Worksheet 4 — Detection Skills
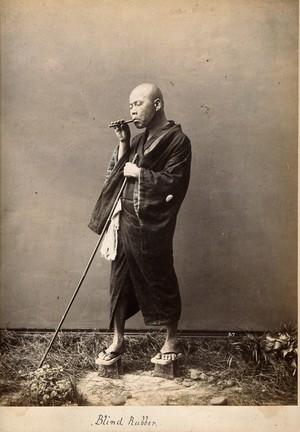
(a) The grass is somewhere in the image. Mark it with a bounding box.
[0,326,297,406]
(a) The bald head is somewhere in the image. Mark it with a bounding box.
[130,83,164,107]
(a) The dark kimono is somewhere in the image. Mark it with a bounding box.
[89,122,191,327]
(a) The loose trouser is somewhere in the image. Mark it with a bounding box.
[109,198,181,328]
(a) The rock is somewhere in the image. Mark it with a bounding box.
[210,396,228,406]
[190,369,208,380]
[182,380,194,387]
[141,371,153,376]
[190,369,201,380]
[225,379,235,388]
[42,394,50,403]
[233,387,243,393]
[122,391,132,399]
[111,395,126,406]
[175,378,183,383]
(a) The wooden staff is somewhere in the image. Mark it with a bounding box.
[38,153,137,368]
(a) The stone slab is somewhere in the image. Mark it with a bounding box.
[77,372,210,406]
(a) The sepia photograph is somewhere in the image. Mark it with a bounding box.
[0,0,298,431]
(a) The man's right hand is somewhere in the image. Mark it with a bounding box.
[110,120,131,146]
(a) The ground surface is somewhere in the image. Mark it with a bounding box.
[78,370,238,406]
[0,329,297,406]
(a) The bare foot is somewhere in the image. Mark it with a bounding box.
[159,338,182,362]
[98,339,125,359]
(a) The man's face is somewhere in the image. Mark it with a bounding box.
[129,87,156,129]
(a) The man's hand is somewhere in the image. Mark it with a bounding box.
[124,162,141,178]
[110,119,131,146]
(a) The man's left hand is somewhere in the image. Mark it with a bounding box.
[124,162,141,178]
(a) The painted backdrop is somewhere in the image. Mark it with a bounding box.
[1,0,298,330]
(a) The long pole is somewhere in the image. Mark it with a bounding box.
[38,155,136,368]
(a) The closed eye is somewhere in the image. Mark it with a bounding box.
[129,101,143,109]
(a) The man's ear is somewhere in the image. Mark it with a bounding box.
[154,98,162,111]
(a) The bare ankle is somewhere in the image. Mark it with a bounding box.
[112,336,125,346]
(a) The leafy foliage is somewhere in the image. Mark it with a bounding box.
[264,325,297,376]
[24,364,74,406]
[227,324,297,377]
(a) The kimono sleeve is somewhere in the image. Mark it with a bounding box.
[105,146,119,183]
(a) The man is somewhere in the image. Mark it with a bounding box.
[89,83,191,366]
